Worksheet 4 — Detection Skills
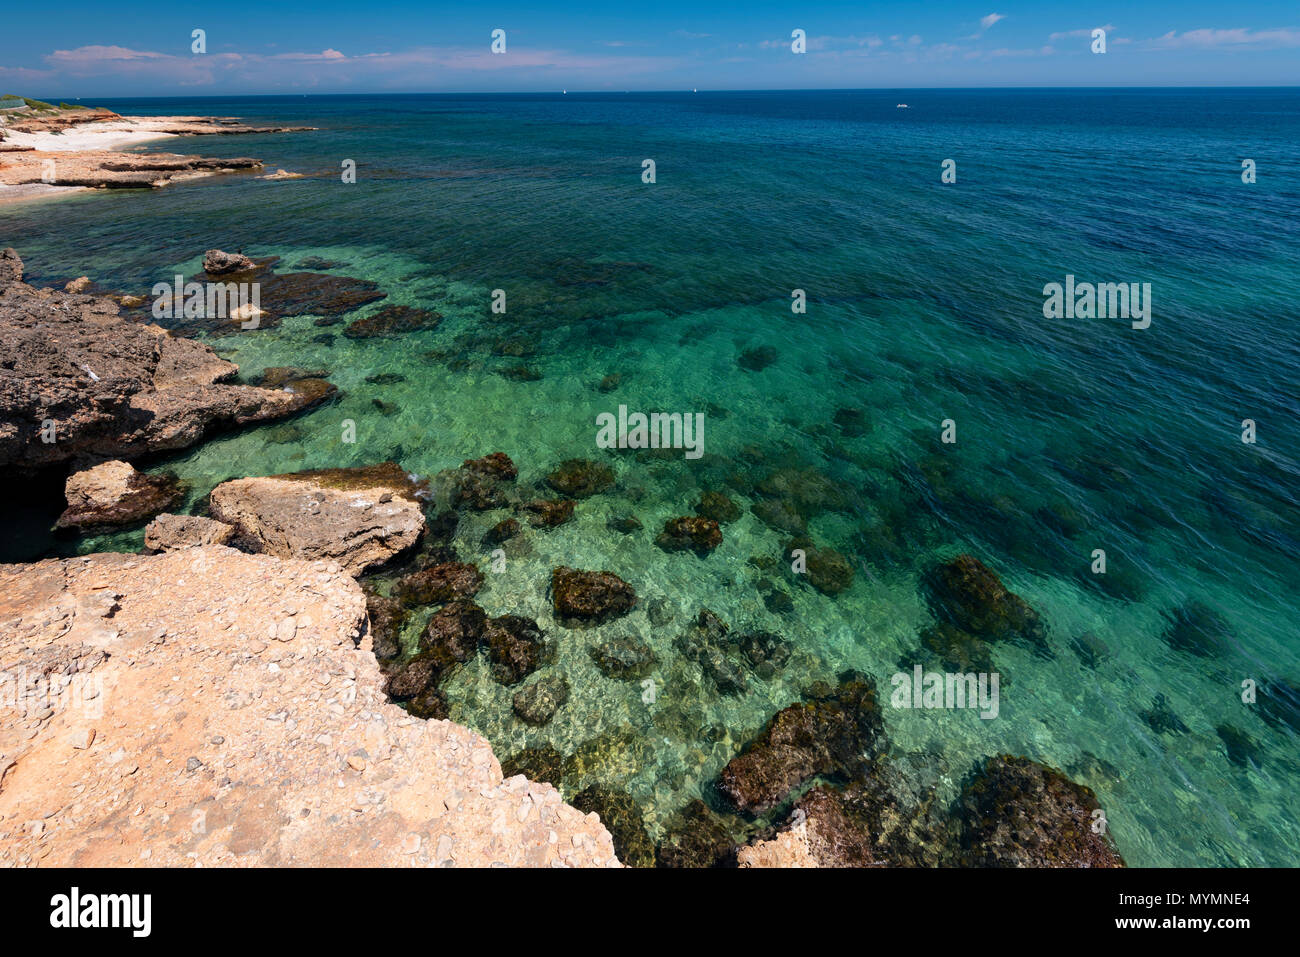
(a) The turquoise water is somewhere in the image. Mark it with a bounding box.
[4,90,1299,865]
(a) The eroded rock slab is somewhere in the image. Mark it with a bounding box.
[0,547,619,867]
[208,463,427,576]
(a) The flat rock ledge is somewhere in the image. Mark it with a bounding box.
[0,547,620,867]
[208,464,428,577]
[0,249,333,469]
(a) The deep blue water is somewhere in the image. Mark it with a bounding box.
[4,89,1299,865]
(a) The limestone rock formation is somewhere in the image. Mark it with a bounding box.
[208,463,427,576]
[0,547,620,867]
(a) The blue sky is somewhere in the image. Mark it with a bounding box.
[3,1,1297,96]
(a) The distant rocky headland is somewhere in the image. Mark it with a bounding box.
[0,99,313,203]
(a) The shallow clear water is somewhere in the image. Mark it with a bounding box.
[4,89,1299,864]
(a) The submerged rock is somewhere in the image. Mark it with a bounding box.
[208,462,427,576]
[695,490,742,523]
[483,614,550,685]
[551,566,637,623]
[736,630,791,679]
[512,674,570,725]
[571,786,656,868]
[56,460,183,530]
[656,516,722,556]
[789,539,855,595]
[343,304,441,339]
[392,561,484,606]
[589,636,658,680]
[545,458,615,498]
[924,554,1047,650]
[607,514,643,534]
[482,517,521,546]
[1257,678,1300,735]
[501,745,567,788]
[1162,601,1231,658]
[717,673,884,814]
[958,755,1125,867]
[737,345,779,372]
[656,799,737,868]
[520,498,576,528]
[1140,694,1189,736]
[1216,724,1261,768]
[674,609,748,696]
[919,622,994,673]
[751,498,806,535]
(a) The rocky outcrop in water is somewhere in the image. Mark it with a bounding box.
[551,567,637,623]
[717,673,884,814]
[957,755,1125,867]
[208,463,427,576]
[392,561,484,606]
[0,250,334,469]
[55,459,182,530]
[655,516,722,555]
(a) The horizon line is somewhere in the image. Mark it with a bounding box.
[35,84,1300,100]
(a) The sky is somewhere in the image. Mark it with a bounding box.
[2,1,1297,97]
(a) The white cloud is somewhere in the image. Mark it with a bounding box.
[1048,24,1114,41]
[1148,27,1300,49]
[980,13,1006,31]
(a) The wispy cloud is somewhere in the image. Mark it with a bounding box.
[980,14,1006,31]
[1147,27,1300,49]
[1049,24,1115,41]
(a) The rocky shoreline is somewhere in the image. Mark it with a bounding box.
[0,247,1129,868]
[0,106,313,201]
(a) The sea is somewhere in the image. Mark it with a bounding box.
[3,88,1298,865]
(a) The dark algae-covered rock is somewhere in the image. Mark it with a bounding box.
[655,516,722,555]
[656,799,738,868]
[717,672,884,814]
[520,498,576,528]
[501,745,566,788]
[343,304,441,339]
[512,673,570,725]
[483,614,549,685]
[392,562,484,606]
[419,599,487,664]
[589,636,658,680]
[571,786,656,868]
[545,458,615,498]
[551,566,637,623]
[924,554,1047,650]
[362,584,409,665]
[1162,601,1232,658]
[958,755,1125,867]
